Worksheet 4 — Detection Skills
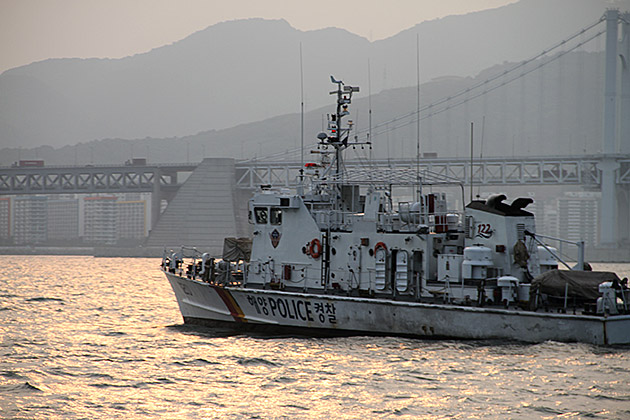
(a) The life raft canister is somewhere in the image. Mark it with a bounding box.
[309,238,322,259]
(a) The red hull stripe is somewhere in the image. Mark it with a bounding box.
[215,287,247,323]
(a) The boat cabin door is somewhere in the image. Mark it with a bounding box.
[392,249,423,297]
[374,246,388,292]
[394,250,410,293]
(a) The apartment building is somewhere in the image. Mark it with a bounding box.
[13,196,48,245]
[83,196,117,245]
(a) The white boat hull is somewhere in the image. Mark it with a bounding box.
[165,272,630,345]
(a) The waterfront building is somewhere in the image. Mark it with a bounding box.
[556,192,600,247]
[83,196,117,245]
[0,197,10,242]
[48,198,80,242]
[117,199,147,242]
[13,196,48,245]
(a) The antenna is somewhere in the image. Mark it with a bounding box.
[470,122,474,203]
[316,76,364,180]
[476,115,485,198]
[416,33,421,200]
[368,58,373,161]
[299,43,305,192]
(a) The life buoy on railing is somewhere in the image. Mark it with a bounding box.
[374,242,388,254]
[309,238,322,259]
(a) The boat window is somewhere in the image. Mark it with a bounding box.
[254,207,268,224]
[270,208,282,225]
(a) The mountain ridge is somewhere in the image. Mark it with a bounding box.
[0,0,626,149]
[0,50,606,167]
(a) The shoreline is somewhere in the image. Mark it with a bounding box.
[0,246,628,262]
[0,246,164,258]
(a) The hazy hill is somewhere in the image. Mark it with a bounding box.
[0,49,606,166]
[0,0,625,150]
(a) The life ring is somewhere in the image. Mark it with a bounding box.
[374,242,387,254]
[309,238,322,259]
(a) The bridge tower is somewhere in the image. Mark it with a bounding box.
[618,11,630,246]
[599,9,629,247]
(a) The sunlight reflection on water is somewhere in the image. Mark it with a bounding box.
[0,256,629,419]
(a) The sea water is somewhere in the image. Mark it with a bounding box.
[1,256,629,419]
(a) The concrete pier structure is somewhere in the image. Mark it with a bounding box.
[146,158,250,256]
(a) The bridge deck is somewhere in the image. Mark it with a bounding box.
[1,156,629,195]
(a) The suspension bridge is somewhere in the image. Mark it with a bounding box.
[0,9,628,251]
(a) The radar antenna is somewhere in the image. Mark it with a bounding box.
[316,76,369,179]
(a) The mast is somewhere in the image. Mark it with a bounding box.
[470,122,474,203]
[299,43,305,194]
[416,33,421,201]
[315,76,371,215]
[476,115,486,199]
[368,59,373,162]
[318,76,360,179]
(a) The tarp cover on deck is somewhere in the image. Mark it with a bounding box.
[222,237,252,261]
[531,269,621,300]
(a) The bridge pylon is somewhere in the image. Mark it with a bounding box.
[599,9,628,247]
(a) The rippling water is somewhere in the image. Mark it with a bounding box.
[1,256,629,419]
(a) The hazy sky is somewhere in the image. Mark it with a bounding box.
[0,0,517,74]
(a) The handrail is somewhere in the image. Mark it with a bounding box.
[525,230,585,271]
